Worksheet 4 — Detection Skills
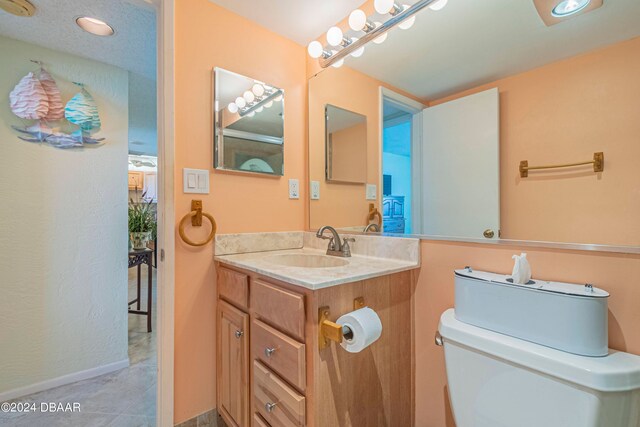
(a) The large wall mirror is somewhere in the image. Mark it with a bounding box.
[308,0,640,248]
[214,67,284,175]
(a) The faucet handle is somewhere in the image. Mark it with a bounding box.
[342,237,355,257]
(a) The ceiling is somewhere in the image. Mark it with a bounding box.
[0,0,156,79]
[207,0,365,46]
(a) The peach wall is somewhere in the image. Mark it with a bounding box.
[309,66,424,230]
[413,241,640,426]
[429,36,640,246]
[174,0,306,423]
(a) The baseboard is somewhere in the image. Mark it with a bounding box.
[0,358,130,403]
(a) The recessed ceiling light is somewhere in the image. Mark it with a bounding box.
[76,16,114,36]
[551,0,591,17]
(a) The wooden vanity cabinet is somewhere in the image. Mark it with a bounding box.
[216,264,414,427]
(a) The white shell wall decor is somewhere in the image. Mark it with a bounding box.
[9,72,49,120]
[8,62,105,149]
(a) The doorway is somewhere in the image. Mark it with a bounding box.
[380,88,424,235]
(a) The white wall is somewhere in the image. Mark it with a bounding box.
[0,36,129,397]
[128,72,157,156]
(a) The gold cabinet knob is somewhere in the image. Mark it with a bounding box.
[483,229,495,239]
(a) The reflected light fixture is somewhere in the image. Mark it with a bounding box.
[350,38,365,58]
[372,23,387,44]
[243,90,255,103]
[235,97,246,109]
[252,83,265,97]
[227,103,238,114]
[429,0,448,11]
[76,16,114,36]
[551,0,591,16]
[398,5,416,29]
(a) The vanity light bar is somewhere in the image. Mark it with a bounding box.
[238,89,283,117]
[315,0,442,69]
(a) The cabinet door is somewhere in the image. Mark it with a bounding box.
[218,300,250,427]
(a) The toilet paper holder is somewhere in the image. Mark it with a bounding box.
[319,297,365,350]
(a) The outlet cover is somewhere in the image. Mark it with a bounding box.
[183,168,209,194]
[310,181,320,200]
[366,184,377,200]
[289,179,300,199]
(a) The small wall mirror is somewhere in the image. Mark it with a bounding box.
[214,67,284,175]
[325,104,367,183]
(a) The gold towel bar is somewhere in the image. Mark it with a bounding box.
[520,152,604,178]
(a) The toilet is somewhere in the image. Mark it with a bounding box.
[438,269,640,427]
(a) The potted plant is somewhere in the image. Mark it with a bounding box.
[128,192,156,250]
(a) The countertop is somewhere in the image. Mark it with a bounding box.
[215,247,420,290]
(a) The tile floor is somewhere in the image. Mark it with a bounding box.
[0,268,157,427]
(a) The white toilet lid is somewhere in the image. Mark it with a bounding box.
[439,308,640,392]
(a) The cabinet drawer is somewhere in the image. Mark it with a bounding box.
[219,267,249,309]
[252,319,306,392]
[250,280,305,341]
[254,361,305,427]
[254,413,270,427]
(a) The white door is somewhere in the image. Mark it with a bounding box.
[421,88,500,239]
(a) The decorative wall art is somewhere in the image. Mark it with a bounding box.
[9,60,105,148]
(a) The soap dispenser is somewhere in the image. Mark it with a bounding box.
[511,253,532,284]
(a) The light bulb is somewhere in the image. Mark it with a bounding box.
[429,0,448,11]
[256,106,264,113]
[375,0,395,14]
[227,103,238,114]
[247,111,255,117]
[330,51,344,68]
[243,90,255,103]
[350,38,365,58]
[307,40,324,58]
[372,23,387,44]
[235,97,246,109]
[265,100,273,108]
[274,94,283,102]
[349,9,367,31]
[398,5,415,29]
[252,83,265,97]
[326,26,343,47]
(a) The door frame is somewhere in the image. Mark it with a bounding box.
[379,87,424,233]
[156,0,175,426]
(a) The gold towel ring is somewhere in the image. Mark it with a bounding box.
[179,201,217,247]
[367,203,382,227]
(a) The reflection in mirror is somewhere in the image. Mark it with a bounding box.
[308,0,640,247]
[214,67,284,175]
[325,105,367,183]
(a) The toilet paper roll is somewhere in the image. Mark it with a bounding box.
[336,307,383,353]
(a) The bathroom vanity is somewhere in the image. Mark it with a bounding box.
[214,232,420,427]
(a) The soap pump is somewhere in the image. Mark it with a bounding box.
[511,253,532,284]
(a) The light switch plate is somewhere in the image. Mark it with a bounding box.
[289,179,300,199]
[366,184,377,200]
[310,181,320,200]
[183,168,209,194]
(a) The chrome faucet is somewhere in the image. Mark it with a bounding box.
[316,226,355,257]
[364,223,380,233]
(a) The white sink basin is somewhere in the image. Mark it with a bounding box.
[265,254,349,268]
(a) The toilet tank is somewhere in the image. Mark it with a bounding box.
[454,268,609,356]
